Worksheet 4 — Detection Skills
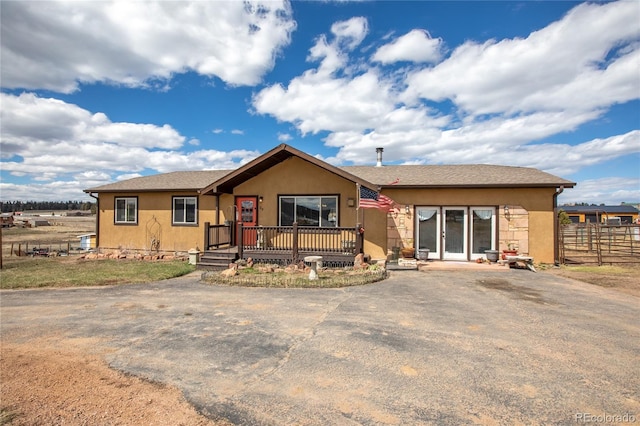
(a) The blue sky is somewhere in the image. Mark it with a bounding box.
[1,0,639,205]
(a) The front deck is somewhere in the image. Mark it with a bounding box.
[199,222,364,270]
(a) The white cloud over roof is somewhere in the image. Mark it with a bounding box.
[0,0,296,92]
[0,93,260,197]
[252,1,640,177]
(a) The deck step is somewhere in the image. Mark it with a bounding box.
[197,250,238,271]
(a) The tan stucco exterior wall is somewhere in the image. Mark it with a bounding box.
[97,191,217,253]
[377,187,558,263]
[218,156,361,228]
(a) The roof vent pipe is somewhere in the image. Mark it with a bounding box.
[376,147,384,167]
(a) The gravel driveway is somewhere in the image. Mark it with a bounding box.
[1,269,638,425]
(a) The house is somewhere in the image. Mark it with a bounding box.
[559,205,639,225]
[84,144,575,266]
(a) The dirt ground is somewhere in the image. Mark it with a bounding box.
[1,216,638,425]
[544,263,640,297]
[1,337,223,425]
[1,214,95,258]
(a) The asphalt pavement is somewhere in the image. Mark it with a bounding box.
[1,269,638,425]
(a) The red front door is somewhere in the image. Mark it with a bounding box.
[236,196,258,245]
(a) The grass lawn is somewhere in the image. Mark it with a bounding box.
[0,257,196,289]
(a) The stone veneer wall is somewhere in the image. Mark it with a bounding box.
[387,207,413,256]
[499,205,529,255]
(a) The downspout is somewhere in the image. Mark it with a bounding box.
[88,192,100,248]
[553,186,564,265]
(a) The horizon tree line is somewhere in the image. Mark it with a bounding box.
[0,201,95,213]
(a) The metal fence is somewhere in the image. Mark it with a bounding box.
[559,223,640,265]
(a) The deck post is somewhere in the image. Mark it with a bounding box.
[237,222,243,260]
[356,223,364,254]
[292,222,299,263]
[204,222,210,251]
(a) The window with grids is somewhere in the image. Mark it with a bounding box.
[173,196,198,225]
[279,196,338,227]
[115,197,137,224]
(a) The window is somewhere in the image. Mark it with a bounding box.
[173,196,198,225]
[279,196,338,227]
[115,197,137,224]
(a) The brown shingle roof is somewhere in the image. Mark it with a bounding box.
[84,149,575,193]
[341,165,575,188]
[84,170,232,193]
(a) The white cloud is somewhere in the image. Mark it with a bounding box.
[0,1,296,92]
[330,17,368,50]
[1,93,184,150]
[558,177,640,206]
[372,30,442,64]
[254,70,408,135]
[253,1,640,183]
[0,93,262,199]
[116,173,143,182]
[402,1,640,116]
[0,181,95,202]
[278,133,293,142]
[231,129,245,135]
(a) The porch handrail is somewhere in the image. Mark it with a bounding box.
[204,222,232,250]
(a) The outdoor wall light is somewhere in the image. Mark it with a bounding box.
[405,205,411,214]
[259,196,263,203]
[504,205,510,220]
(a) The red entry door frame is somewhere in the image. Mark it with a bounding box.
[235,196,258,245]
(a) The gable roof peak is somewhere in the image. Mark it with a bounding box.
[201,143,375,194]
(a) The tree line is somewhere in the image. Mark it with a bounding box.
[0,201,95,213]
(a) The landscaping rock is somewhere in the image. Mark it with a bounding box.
[220,268,238,278]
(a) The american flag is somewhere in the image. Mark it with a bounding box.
[359,186,396,211]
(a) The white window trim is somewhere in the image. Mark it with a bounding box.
[115,197,137,224]
[172,196,198,225]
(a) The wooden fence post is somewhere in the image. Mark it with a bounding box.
[355,223,364,254]
[594,224,602,266]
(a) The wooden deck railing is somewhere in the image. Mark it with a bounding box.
[204,221,364,264]
[238,222,363,263]
[204,222,232,250]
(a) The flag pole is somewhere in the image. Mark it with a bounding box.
[356,183,364,250]
[355,183,361,225]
